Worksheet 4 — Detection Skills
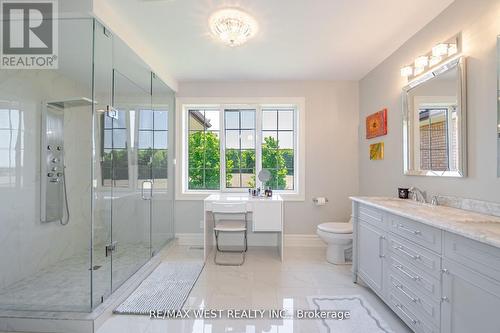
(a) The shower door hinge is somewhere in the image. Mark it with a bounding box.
[105,241,117,257]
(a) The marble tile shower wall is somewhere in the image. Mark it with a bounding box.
[0,70,92,291]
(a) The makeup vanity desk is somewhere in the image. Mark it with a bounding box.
[203,193,284,261]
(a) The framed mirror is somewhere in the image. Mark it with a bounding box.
[402,56,467,177]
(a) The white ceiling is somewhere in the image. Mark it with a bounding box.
[104,0,454,82]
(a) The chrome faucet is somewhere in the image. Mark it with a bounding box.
[409,186,426,203]
[430,195,439,206]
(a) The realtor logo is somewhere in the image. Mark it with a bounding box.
[1,0,58,69]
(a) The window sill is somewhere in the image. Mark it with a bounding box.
[175,190,305,201]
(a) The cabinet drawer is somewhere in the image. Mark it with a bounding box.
[389,293,439,333]
[389,254,441,300]
[389,273,440,327]
[444,232,500,281]
[388,214,442,253]
[358,204,385,228]
[389,234,441,279]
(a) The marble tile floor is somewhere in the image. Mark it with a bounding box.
[0,243,152,312]
[96,245,411,333]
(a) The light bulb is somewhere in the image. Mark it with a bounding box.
[414,56,429,68]
[432,43,448,57]
[400,66,413,77]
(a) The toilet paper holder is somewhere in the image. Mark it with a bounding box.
[313,197,329,205]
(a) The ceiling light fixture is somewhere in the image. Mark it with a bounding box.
[209,8,258,47]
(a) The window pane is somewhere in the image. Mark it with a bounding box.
[154,131,168,149]
[278,131,293,149]
[278,110,294,130]
[103,129,112,149]
[113,129,127,149]
[203,132,220,169]
[138,131,153,149]
[226,169,241,188]
[241,130,255,149]
[240,150,255,169]
[241,169,255,188]
[225,130,239,149]
[241,110,255,129]
[285,169,294,190]
[139,110,153,130]
[104,114,113,128]
[262,148,278,169]
[188,130,205,167]
[153,111,167,130]
[114,110,127,128]
[262,131,278,144]
[204,110,220,130]
[225,111,239,130]
[189,110,205,131]
[262,110,277,130]
[188,168,204,189]
[226,149,240,169]
[282,149,294,169]
[204,169,220,189]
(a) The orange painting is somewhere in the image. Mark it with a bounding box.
[366,108,388,139]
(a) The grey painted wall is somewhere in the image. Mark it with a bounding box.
[359,0,500,202]
[175,81,359,234]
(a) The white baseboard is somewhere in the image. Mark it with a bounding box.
[284,234,326,248]
[176,233,325,248]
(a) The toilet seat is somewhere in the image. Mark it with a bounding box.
[318,222,352,234]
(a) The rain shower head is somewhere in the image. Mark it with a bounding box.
[47,97,94,109]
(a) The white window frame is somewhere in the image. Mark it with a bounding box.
[175,97,306,201]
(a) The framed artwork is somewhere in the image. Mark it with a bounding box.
[370,142,384,160]
[366,108,388,139]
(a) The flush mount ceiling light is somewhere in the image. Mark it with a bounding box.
[209,8,258,47]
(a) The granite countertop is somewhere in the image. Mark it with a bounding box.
[350,196,500,248]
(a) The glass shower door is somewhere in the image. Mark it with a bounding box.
[110,69,152,292]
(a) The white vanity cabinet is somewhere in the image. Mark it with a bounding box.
[441,232,500,333]
[358,220,385,293]
[356,205,387,294]
[351,198,500,333]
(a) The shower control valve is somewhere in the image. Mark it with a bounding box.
[57,172,63,177]
[47,145,53,150]
[47,172,54,177]
[56,146,62,151]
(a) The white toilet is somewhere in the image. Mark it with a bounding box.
[317,218,353,264]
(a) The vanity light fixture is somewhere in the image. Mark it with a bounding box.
[414,66,425,76]
[400,35,461,80]
[448,43,458,56]
[400,66,413,77]
[209,8,258,47]
[432,43,449,57]
[414,56,429,68]
[429,55,442,67]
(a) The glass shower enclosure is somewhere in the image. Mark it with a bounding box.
[0,18,175,312]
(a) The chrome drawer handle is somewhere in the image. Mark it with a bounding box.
[395,284,418,303]
[378,235,385,258]
[394,303,419,325]
[398,223,421,235]
[394,245,421,260]
[395,264,421,281]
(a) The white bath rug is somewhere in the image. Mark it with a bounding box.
[114,261,204,315]
[307,295,394,333]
